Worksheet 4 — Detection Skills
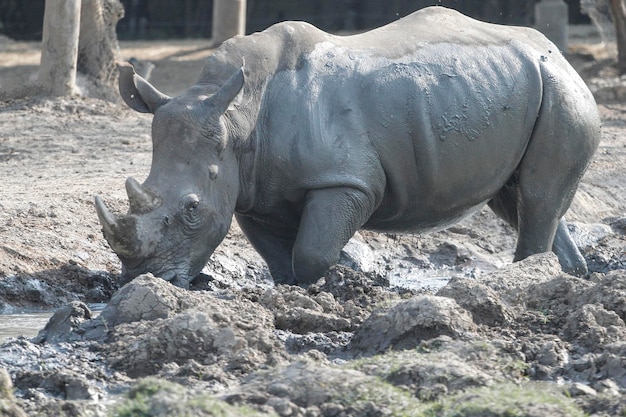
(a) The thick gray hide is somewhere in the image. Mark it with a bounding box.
[96,7,601,287]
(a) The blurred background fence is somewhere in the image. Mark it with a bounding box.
[0,0,591,41]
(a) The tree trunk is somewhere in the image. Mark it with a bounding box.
[611,0,626,75]
[38,0,81,96]
[77,0,124,85]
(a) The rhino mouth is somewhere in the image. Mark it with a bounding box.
[119,264,195,288]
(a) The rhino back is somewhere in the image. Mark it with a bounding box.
[200,6,555,84]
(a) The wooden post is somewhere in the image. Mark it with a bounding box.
[38,0,81,96]
[535,0,569,52]
[212,0,246,46]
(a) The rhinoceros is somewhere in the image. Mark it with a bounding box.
[95,6,600,288]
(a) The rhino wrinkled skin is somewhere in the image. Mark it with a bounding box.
[95,7,601,288]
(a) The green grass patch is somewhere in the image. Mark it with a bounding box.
[420,382,587,417]
[111,377,275,417]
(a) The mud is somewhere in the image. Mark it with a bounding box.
[0,31,625,416]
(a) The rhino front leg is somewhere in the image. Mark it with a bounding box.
[292,187,377,285]
[235,214,298,285]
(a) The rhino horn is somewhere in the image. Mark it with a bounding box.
[125,177,161,214]
[207,66,245,114]
[117,61,170,114]
[95,196,118,239]
[95,196,139,258]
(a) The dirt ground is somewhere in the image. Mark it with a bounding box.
[0,26,625,416]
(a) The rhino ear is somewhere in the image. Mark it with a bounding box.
[208,66,245,115]
[118,61,170,114]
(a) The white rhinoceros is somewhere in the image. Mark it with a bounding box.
[96,6,600,287]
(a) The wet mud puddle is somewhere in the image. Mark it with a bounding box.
[0,304,106,341]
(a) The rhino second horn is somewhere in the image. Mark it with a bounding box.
[126,177,161,213]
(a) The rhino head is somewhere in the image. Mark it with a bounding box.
[95,62,245,288]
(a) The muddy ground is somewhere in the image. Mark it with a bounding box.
[0,27,625,416]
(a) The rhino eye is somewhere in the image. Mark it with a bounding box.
[181,194,201,218]
[163,215,170,226]
[187,201,199,212]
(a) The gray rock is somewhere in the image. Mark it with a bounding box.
[349,295,476,356]
[105,295,286,378]
[98,273,206,327]
[260,287,352,333]
[32,301,92,344]
[563,304,626,350]
[437,278,515,326]
[225,359,423,415]
[577,270,626,321]
[476,252,563,306]
[566,382,598,397]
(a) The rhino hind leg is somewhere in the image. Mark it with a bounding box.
[489,186,587,276]
[490,74,599,277]
[487,179,559,266]
[552,220,587,276]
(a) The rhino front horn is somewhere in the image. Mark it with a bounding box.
[95,195,118,239]
[126,177,161,214]
[94,196,141,258]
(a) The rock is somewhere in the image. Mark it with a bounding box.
[577,270,626,321]
[98,273,206,327]
[567,382,598,397]
[563,304,626,350]
[476,252,563,306]
[349,295,476,356]
[437,277,515,326]
[339,235,375,273]
[32,301,93,344]
[105,295,286,378]
[225,359,423,416]
[260,287,352,333]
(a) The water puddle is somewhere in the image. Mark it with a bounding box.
[388,270,453,292]
[0,303,106,342]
